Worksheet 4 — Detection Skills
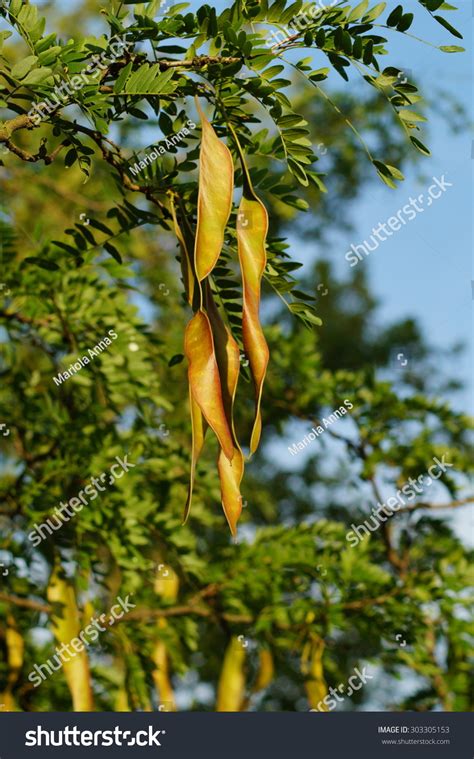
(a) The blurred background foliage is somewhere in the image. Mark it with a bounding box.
[0,0,472,712]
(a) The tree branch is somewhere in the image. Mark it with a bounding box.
[0,114,36,140]
[342,587,404,610]
[148,55,241,69]
[0,136,68,164]
[396,497,473,515]
[0,591,51,614]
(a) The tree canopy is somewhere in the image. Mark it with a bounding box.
[0,0,472,713]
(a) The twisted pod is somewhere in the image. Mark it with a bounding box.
[172,99,269,535]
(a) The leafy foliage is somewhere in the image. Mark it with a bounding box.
[0,0,471,713]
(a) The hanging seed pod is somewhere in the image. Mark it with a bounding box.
[216,636,247,711]
[206,284,244,535]
[151,566,178,712]
[230,124,269,454]
[47,562,94,711]
[301,635,328,711]
[193,97,234,286]
[184,310,234,462]
[178,102,270,533]
[0,617,24,711]
[182,101,243,531]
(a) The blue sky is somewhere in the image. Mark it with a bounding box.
[326,1,473,412]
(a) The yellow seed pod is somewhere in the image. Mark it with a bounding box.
[47,563,94,711]
[216,636,247,712]
[301,636,328,711]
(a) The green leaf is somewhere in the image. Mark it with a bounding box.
[277,114,306,126]
[363,40,374,64]
[384,164,404,181]
[10,0,23,15]
[374,72,396,87]
[348,0,369,22]
[34,32,57,54]
[410,135,431,155]
[398,109,427,122]
[439,45,464,52]
[288,158,309,186]
[149,68,176,94]
[352,37,363,58]
[280,1,304,25]
[23,256,60,271]
[11,55,38,80]
[386,4,403,26]
[301,309,322,327]
[64,149,78,168]
[315,29,326,48]
[128,107,148,120]
[104,242,123,264]
[397,12,413,31]
[362,3,386,22]
[21,67,53,85]
[38,46,62,66]
[169,353,185,367]
[342,31,352,55]
[87,218,113,235]
[433,15,463,39]
[372,160,404,181]
[114,62,133,93]
[268,0,288,22]
[156,45,188,54]
[309,67,329,81]
[261,65,285,80]
[126,63,152,94]
[376,170,396,189]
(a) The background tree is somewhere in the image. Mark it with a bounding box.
[0,0,472,712]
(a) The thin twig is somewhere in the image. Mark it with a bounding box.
[0,592,51,614]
